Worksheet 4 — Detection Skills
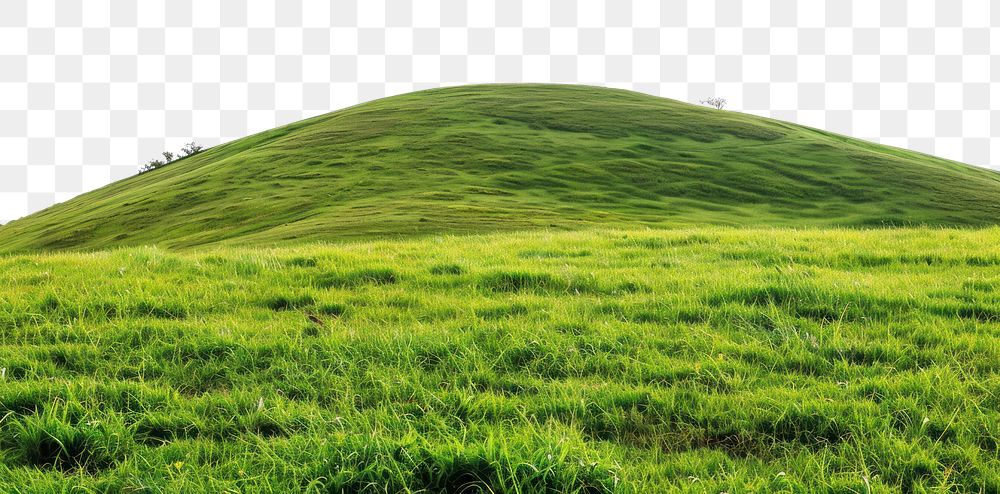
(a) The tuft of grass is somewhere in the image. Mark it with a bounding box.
[314,268,399,288]
[4,409,131,472]
[617,237,669,249]
[518,249,591,259]
[479,271,565,293]
[479,270,602,294]
[261,294,315,311]
[316,303,348,317]
[429,263,464,275]
[475,303,530,319]
[283,256,318,267]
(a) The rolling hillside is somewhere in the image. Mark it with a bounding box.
[2,84,1000,251]
[4,85,1000,491]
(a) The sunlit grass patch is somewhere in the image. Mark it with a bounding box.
[2,227,1000,491]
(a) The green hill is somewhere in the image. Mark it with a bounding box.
[2,83,1000,251]
[5,84,1000,491]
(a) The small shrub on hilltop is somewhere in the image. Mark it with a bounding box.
[138,141,204,174]
[700,96,727,110]
[180,141,204,157]
[138,159,165,174]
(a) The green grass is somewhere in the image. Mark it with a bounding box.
[4,84,1000,491]
[3,227,1000,491]
[3,84,1000,251]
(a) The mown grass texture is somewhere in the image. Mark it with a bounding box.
[3,227,1000,492]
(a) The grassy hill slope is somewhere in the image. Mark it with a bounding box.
[2,84,1000,251]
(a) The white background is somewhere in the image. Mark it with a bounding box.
[0,0,996,224]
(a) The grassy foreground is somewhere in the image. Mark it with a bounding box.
[2,227,1000,492]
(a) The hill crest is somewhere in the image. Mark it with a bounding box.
[2,84,999,251]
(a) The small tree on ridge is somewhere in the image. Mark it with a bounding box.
[181,142,203,157]
[139,159,165,173]
[137,141,205,174]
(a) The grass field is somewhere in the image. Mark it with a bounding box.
[3,227,1000,492]
[3,84,1000,251]
[4,84,1000,492]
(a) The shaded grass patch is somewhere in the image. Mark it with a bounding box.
[478,271,599,294]
[4,412,131,472]
[429,263,464,275]
[315,268,399,288]
[261,294,316,311]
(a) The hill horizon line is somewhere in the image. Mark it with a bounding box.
[2,83,1000,252]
